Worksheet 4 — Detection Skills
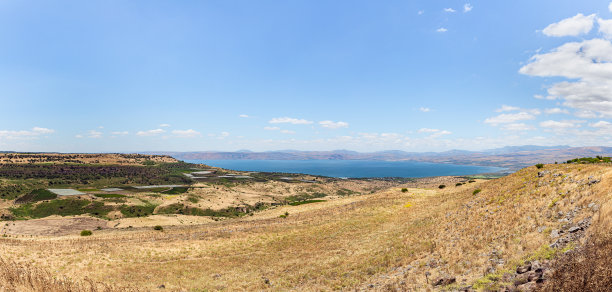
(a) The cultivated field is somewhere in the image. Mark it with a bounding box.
[0,163,610,291]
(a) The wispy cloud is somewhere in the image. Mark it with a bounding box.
[484,112,537,125]
[269,117,313,125]
[239,114,249,118]
[444,8,456,13]
[419,107,431,112]
[463,3,473,13]
[87,130,102,138]
[136,129,165,136]
[437,27,448,33]
[159,124,171,128]
[319,120,349,129]
[111,131,129,135]
[0,127,55,140]
[172,129,201,138]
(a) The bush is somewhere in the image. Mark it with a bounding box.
[153,225,163,231]
[438,185,446,189]
[535,163,544,169]
[80,230,92,236]
[455,183,463,187]
[401,188,408,193]
[473,189,481,195]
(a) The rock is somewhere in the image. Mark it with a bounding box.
[516,263,531,274]
[550,229,561,238]
[527,270,542,282]
[537,171,549,178]
[516,282,537,292]
[433,276,456,286]
[513,273,529,286]
[568,226,582,233]
[157,284,165,289]
[502,272,515,282]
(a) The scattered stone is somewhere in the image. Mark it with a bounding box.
[432,276,456,286]
[537,171,549,178]
[157,284,165,289]
[513,273,529,286]
[516,263,531,274]
[568,226,582,233]
[516,282,537,292]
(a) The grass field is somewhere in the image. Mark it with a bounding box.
[0,163,610,291]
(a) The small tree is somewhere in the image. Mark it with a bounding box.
[80,230,92,236]
[153,225,163,231]
[438,185,446,189]
[535,163,544,169]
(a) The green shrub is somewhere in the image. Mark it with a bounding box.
[80,230,92,236]
[438,185,446,189]
[455,183,463,187]
[401,188,408,193]
[153,225,163,231]
[535,163,544,169]
[473,189,481,195]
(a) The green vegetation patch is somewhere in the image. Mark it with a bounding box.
[567,156,612,164]
[11,199,113,219]
[336,188,358,196]
[120,204,157,218]
[288,199,325,206]
[15,189,57,204]
[286,192,327,204]
[162,187,189,194]
[94,193,127,198]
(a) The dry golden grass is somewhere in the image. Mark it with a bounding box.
[0,164,610,291]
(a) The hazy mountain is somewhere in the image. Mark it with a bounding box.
[146,146,612,170]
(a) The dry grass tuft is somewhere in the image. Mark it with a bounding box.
[0,256,139,292]
[538,233,612,292]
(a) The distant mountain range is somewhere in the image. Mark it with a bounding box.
[147,145,612,170]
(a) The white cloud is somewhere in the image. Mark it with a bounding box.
[75,134,83,138]
[269,117,313,125]
[172,129,201,138]
[264,126,280,131]
[534,94,557,100]
[540,120,585,129]
[419,107,431,112]
[111,131,129,135]
[417,128,451,138]
[159,124,171,128]
[0,127,56,140]
[502,123,535,131]
[418,10,424,15]
[87,130,102,138]
[520,38,612,117]
[220,132,230,138]
[280,130,295,134]
[597,17,612,39]
[542,13,595,37]
[32,127,54,134]
[319,120,349,129]
[609,2,612,12]
[437,28,448,33]
[544,108,570,114]
[484,112,537,125]
[136,129,165,136]
[239,114,249,118]
[464,4,473,13]
[444,8,456,13]
[495,105,520,112]
[418,128,440,133]
[589,120,612,128]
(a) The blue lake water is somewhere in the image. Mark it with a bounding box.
[185,159,505,178]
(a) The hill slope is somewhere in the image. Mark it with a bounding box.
[0,163,610,291]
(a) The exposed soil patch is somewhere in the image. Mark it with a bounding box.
[1,216,109,236]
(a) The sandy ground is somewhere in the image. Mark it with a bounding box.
[0,216,108,236]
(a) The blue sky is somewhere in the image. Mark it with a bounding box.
[2,1,612,152]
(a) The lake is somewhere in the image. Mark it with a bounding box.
[184,159,505,178]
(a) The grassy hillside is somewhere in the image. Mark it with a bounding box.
[0,163,609,291]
